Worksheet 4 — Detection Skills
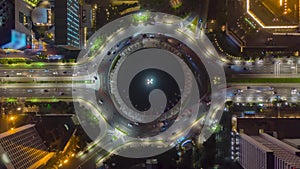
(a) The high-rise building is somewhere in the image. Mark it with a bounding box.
[238,133,274,169]
[81,4,93,48]
[0,124,54,169]
[239,133,300,169]
[0,0,31,49]
[15,0,33,35]
[0,0,15,46]
[54,0,81,50]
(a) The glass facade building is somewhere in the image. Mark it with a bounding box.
[55,0,81,50]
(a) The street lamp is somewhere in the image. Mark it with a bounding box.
[147,78,154,85]
[9,116,15,121]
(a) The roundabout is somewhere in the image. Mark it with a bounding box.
[72,12,226,159]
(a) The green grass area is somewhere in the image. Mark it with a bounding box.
[6,98,17,102]
[228,78,300,83]
[244,18,256,29]
[186,16,199,33]
[3,97,72,104]
[0,58,27,64]
[0,59,76,67]
[25,98,66,103]
[132,12,150,23]
[90,37,104,55]
[110,55,121,71]
[171,1,183,9]
[208,124,222,133]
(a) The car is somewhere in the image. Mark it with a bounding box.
[44,89,49,92]
[27,89,33,93]
[291,88,297,95]
[127,123,133,128]
[98,99,103,104]
[44,69,49,72]
[160,126,166,132]
[237,89,243,93]
[59,92,64,95]
[149,34,155,38]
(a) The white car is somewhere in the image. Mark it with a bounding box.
[291,88,297,95]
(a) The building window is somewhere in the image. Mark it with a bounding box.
[19,12,24,23]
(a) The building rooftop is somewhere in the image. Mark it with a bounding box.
[251,134,300,168]
[283,138,300,149]
[0,124,35,139]
[247,0,299,28]
[31,7,52,26]
[237,118,300,139]
[0,124,53,169]
[240,133,273,153]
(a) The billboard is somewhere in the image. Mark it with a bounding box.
[1,30,27,50]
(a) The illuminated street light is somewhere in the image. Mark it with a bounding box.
[9,116,15,121]
[147,78,154,85]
